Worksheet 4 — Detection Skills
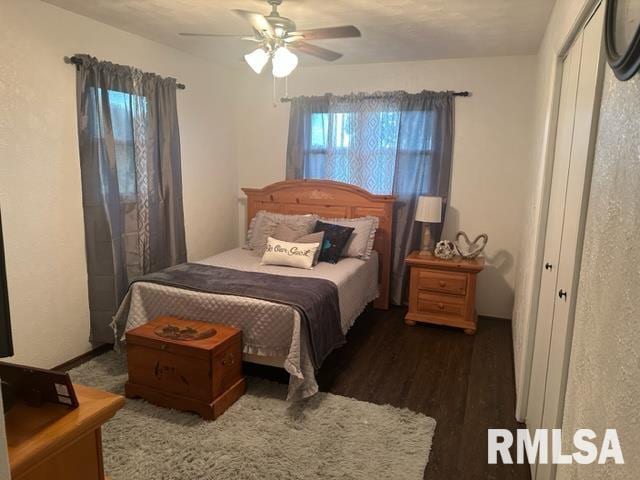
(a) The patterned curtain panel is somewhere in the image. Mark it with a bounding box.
[75,55,187,344]
[286,90,454,304]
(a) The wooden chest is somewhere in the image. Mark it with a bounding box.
[404,252,484,334]
[124,317,245,420]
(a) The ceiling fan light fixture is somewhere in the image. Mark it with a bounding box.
[244,47,269,74]
[184,1,360,77]
[272,46,298,78]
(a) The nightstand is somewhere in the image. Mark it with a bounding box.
[404,251,484,334]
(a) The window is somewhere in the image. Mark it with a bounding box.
[91,88,148,199]
[303,109,433,195]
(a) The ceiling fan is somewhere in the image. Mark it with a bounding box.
[179,0,361,77]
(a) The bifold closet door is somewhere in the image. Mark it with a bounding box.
[541,0,604,441]
[526,29,582,447]
[527,5,605,480]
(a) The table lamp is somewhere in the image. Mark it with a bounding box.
[415,196,442,255]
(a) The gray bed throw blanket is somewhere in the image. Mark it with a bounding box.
[129,263,344,369]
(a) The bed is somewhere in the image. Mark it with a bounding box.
[113,180,395,400]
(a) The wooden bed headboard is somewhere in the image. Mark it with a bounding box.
[242,180,395,310]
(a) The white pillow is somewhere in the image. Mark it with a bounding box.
[260,237,320,270]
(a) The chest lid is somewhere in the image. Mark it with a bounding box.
[126,317,242,361]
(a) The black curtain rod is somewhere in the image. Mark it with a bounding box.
[64,56,186,90]
[280,91,470,103]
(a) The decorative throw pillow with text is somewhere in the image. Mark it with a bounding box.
[260,237,321,269]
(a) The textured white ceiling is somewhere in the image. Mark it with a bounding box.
[42,0,556,67]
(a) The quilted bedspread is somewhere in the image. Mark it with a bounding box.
[112,248,379,400]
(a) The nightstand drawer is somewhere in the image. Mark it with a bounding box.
[417,292,465,317]
[417,270,467,295]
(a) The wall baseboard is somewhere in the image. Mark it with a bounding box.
[53,343,112,372]
[479,315,512,322]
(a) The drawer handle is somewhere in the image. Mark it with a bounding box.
[439,280,446,287]
[438,303,445,310]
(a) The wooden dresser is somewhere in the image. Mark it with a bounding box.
[6,384,124,480]
[405,251,484,334]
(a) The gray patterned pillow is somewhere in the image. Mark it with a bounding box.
[243,214,259,250]
[273,224,325,265]
[321,216,379,260]
[272,223,301,242]
[246,211,318,255]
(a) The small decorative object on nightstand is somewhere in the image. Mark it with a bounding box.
[404,251,484,334]
[415,196,442,255]
[454,231,488,259]
[434,240,456,259]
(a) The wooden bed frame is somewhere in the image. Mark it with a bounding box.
[242,180,395,310]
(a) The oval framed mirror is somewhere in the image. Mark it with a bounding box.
[606,0,640,80]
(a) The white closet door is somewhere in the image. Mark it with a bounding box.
[526,34,582,441]
[541,0,605,446]
[527,5,605,480]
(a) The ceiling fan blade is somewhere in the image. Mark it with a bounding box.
[287,25,361,41]
[289,42,343,61]
[232,9,274,39]
[179,33,261,42]
[179,33,247,37]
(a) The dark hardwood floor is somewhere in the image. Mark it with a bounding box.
[247,306,531,480]
[69,306,529,479]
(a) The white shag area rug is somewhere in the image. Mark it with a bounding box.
[70,352,436,480]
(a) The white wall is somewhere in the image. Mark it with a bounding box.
[0,0,239,368]
[234,55,536,319]
[511,0,596,420]
[557,65,640,480]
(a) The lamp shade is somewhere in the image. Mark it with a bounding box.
[244,48,269,74]
[415,196,443,223]
[272,47,298,78]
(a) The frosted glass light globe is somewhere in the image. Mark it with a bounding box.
[244,48,269,74]
[272,47,298,78]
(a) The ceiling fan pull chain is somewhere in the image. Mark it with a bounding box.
[273,75,277,108]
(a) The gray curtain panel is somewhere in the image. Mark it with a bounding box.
[75,55,186,344]
[286,95,329,180]
[285,90,454,304]
[391,92,454,305]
